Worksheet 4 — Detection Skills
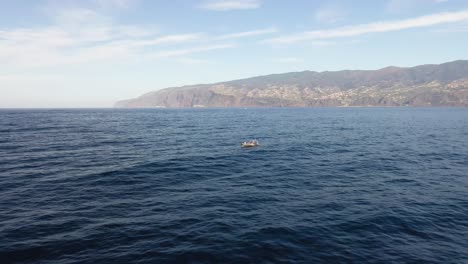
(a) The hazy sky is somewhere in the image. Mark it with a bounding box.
[1,0,468,107]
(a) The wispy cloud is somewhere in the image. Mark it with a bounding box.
[215,28,277,40]
[265,10,468,44]
[152,44,236,58]
[271,57,304,63]
[95,0,134,9]
[176,57,214,65]
[0,26,224,67]
[311,40,337,47]
[199,0,261,11]
[0,4,272,68]
[52,7,110,25]
[434,21,468,32]
[127,33,204,47]
[386,0,449,13]
[314,4,347,24]
[0,74,64,82]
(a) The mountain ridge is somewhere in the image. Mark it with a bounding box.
[116,60,468,108]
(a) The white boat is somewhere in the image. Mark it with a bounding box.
[241,139,259,148]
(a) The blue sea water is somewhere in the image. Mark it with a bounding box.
[0,108,467,264]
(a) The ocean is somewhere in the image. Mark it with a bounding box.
[0,108,467,263]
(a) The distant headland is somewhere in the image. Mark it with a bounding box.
[115,60,468,108]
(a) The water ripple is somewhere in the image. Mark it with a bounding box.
[0,108,467,263]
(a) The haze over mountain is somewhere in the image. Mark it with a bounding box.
[116,60,468,108]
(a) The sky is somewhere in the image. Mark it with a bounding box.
[1,0,468,107]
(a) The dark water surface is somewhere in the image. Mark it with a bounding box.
[0,108,467,263]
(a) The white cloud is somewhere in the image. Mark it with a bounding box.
[0,23,129,67]
[215,27,277,40]
[1,4,273,68]
[387,0,449,13]
[0,3,276,69]
[311,40,337,47]
[176,58,214,65]
[152,44,236,58]
[95,0,134,8]
[265,10,468,44]
[0,74,64,82]
[117,25,154,37]
[52,7,109,25]
[314,5,347,24]
[199,0,261,11]
[0,28,208,67]
[127,33,204,47]
[271,57,304,63]
[434,21,468,32]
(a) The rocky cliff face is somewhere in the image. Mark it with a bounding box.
[115,60,468,108]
